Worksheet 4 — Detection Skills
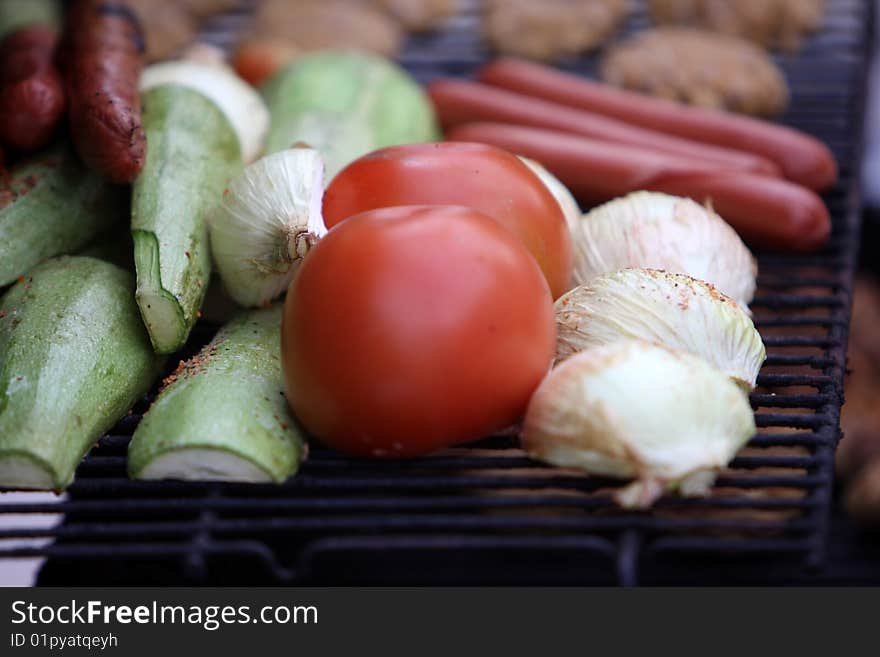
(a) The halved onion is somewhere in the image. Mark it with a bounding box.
[522,340,756,509]
[555,268,765,389]
[571,191,757,308]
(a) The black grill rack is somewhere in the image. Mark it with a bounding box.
[1,0,874,585]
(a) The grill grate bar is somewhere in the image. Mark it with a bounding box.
[311,453,816,473]
[0,492,821,517]
[0,514,818,541]
[755,373,835,386]
[749,393,838,408]
[748,433,837,447]
[53,471,830,493]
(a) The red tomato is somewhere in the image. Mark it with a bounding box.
[282,205,556,458]
[322,142,573,299]
[232,38,299,87]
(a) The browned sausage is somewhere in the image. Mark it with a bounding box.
[61,0,146,183]
[448,122,830,253]
[477,58,837,191]
[427,78,780,177]
[0,26,65,152]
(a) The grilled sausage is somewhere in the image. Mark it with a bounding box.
[61,0,146,183]
[0,26,65,152]
[477,57,837,190]
[448,122,830,252]
[428,78,779,177]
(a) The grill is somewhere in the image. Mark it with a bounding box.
[1,0,874,585]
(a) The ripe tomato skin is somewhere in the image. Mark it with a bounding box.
[282,205,556,458]
[232,38,299,87]
[323,142,573,299]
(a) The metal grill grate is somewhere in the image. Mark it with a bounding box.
[0,0,874,585]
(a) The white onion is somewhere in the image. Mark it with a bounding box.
[522,340,755,508]
[571,191,757,308]
[555,269,765,389]
[208,148,325,307]
[518,156,581,234]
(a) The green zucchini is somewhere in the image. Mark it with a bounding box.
[128,306,304,483]
[0,144,125,287]
[261,50,440,179]
[131,85,241,354]
[0,256,164,491]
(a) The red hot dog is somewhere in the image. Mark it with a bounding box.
[448,122,830,253]
[0,26,65,152]
[477,58,837,191]
[427,78,781,177]
[61,0,146,183]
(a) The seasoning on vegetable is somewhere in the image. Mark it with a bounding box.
[0,256,164,491]
[0,143,125,287]
[129,306,304,483]
[132,82,241,354]
[555,269,765,389]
